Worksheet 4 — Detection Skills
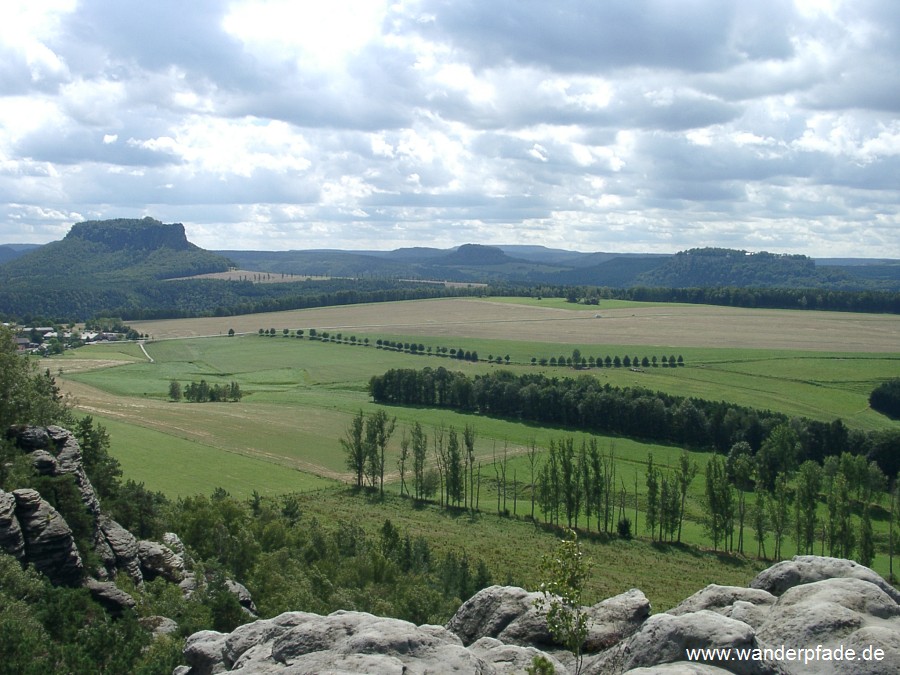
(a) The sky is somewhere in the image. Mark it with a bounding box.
[1,0,899,257]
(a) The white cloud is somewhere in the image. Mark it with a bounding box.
[0,0,897,257]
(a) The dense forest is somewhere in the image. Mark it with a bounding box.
[0,277,487,324]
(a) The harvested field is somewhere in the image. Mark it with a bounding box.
[133,297,900,352]
[167,269,327,283]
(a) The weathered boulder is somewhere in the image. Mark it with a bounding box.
[9,425,51,450]
[446,585,545,646]
[179,609,566,674]
[0,489,25,560]
[13,488,83,586]
[750,556,900,604]
[84,577,136,616]
[622,665,736,674]
[140,615,180,640]
[668,585,777,630]
[224,578,257,616]
[28,448,59,474]
[469,636,569,674]
[610,610,780,675]
[182,630,230,675]
[221,612,313,666]
[446,583,649,654]
[99,515,143,584]
[585,588,652,651]
[755,577,900,675]
[138,539,185,582]
[163,531,188,560]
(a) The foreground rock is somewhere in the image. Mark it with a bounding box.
[447,583,649,660]
[750,556,900,604]
[177,610,530,674]
[176,555,900,675]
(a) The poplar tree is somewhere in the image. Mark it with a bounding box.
[464,424,477,513]
[675,450,699,543]
[769,472,791,560]
[528,437,540,520]
[753,486,769,559]
[645,453,659,541]
[447,427,463,507]
[398,428,410,497]
[859,506,875,567]
[411,422,428,501]
[704,455,728,550]
[795,460,822,554]
[341,410,366,489]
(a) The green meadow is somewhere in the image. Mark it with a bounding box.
[51,299,900,586]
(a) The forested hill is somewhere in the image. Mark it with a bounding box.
[2,217,900,321]
[633,248,863,289]
[0,217,232,284]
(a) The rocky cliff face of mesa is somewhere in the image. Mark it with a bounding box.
[175,555,900,675]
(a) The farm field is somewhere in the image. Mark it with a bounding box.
[130,296,900,353]
[49,297,900,582]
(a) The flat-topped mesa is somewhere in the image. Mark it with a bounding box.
[66,217,196,252]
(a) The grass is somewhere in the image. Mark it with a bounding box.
[294,488,768,612]
[86,414,337,499]
[45,298,900,596]
[56,331,898,493]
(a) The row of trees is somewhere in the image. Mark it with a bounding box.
[338,406,899,575]
[343,413,485,514]
[369,367,900,478]
[257,326,686,373]
[700,447,894,569]
[523,283,900,314]
[168,380,243,403]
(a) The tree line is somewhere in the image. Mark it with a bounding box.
[338,407,900,577]
[0,277,486,324]
[168,380,243,403]
[491,282,900,314]
[369,368,897,474]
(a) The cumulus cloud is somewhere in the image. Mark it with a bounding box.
[0,0,897,256]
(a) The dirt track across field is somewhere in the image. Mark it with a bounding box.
[131,298,900,352]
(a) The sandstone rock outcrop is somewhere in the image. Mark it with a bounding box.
[85,577,137,616]
[11,487,83,586]
[0,489,25,560]
[138,539,186,582]
[175,555,900,675]
[3,424,258,644]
